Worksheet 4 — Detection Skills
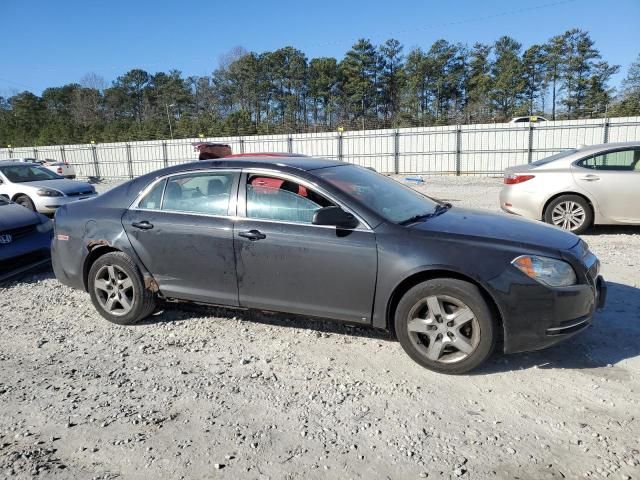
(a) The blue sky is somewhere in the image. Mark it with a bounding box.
[1,0,638,96]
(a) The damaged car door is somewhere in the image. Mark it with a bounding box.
[122,170,240,305]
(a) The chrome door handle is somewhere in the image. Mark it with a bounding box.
[238,229,266,241]
[581,175,600,181]
[131,221,154,230]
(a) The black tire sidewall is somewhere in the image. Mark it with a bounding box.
[15,195,35,211]
[544,195,593,234]
[394,279,497,374]
[88,252,155,325]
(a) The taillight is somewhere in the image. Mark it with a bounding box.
[57,167,63,174]
[504,174,535,185]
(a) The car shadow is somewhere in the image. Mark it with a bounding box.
[144,302,394,342]
[476,281,640,375]
[581,225,640,236]
[5,270,639,374]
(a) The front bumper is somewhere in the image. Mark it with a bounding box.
[0,232,52,282]
[35,193,98,214]
[490,267,606,354]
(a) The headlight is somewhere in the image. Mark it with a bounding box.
[36,188,63,197]
[512,255,577,287]
[36,218,54,233]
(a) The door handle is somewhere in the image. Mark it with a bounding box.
[580,174,600,181]
[239,229,266,241]
[131,221,154,230]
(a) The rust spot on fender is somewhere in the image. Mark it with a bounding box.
[144,274,159,292]
[87,239,109,250]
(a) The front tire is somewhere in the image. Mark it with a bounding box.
[14,195,35,211]
[88,252,157,325]
[395,279,497,374]
[544,195,592,234]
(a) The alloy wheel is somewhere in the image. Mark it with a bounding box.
[551,201,586,231]
[93,264,135,316]
[406,295,480,364]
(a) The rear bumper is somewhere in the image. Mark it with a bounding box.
[490,268,606,354]
[499,187,544,220]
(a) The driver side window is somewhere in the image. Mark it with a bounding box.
[246,174,334,223]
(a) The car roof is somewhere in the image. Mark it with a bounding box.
[576,141,640,154]
[179,156,345,172]
[0,161,31,167]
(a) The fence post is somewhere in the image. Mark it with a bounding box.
[287,134,293,154]
[126,144,134,179]
[7,147,13,157]
[91,145,100,179]
[527,124,534,164]
[60,146,66,164]
[455,125,462,176]
[602,117,610,144]
[162,141,168,168]
[239,137,245,154]
[393,129,400,174]
[33,147,38,160]
[337,133,343,161]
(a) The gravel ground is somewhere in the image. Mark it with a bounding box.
[1,176,639,480]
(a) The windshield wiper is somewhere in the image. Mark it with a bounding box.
[399,202,451,225]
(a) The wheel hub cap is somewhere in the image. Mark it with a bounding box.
[94,264,135,316]
[406,295,480,364]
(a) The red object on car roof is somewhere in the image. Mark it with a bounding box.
[193,142,232,160]
[226,152,308,158]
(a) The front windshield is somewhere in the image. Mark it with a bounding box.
[0,164,63,183]
[315,165,439,223]
[531,149,577,166]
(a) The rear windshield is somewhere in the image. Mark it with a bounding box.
[531,149,577,166]
[0,196,9,205]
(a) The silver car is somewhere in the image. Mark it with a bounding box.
[0,161,97,214]
[500,141,640,233]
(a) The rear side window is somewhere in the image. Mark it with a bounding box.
[138,179,166,209]
[579,149,640,171]
[162,172,236,215]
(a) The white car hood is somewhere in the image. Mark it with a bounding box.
[19,179,94,195]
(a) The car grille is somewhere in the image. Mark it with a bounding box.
[0,249,49,273]
[0,224,37,241]
[67,190,94,197]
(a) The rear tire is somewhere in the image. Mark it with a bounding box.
[544,195,592,234]
[88,252,157,325]
[394,278,497,374]
[14,195,35,211]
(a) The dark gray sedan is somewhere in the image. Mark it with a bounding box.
[51,157,606,374]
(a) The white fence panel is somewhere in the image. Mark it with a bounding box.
[1,117,638,178]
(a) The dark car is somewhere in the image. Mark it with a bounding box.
[0,196,53,281]
[51,157,606,374]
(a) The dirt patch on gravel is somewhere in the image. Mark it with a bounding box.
[1,176,638,479]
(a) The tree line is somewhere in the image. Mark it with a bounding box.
[1,29,639,147]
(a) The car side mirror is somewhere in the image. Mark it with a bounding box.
[312,206,359,229]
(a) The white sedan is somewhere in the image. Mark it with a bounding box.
[0,161,97,214]
[500,141,640,233]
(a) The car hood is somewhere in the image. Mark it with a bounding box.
[0,202,42,230]
[18,179,94,194]
[408,207,580,251]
